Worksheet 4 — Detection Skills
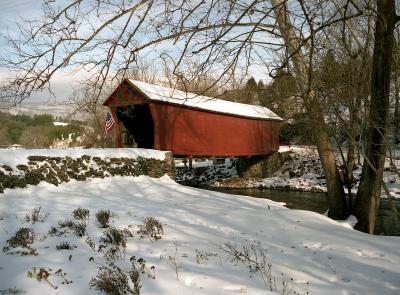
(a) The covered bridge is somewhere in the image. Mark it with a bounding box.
[103,79,282,157]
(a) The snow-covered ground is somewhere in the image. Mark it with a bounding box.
[0,175,399,295]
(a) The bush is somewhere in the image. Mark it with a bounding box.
[98,227,128,261]
[6,228,35,248]
[220,239,310,295]
[3,228,37,255]
[48,226,59,235]
[100,227,127,248]
[89,264,131,295]
[56,241,76,250]
[58,219,75,228]
[73,207,90,221]
[138,217,163,241]
[85,236,96,251]
[130,261,141,295]
[96,210,111,228]
[58,219,86,237]
[73,222,87,237]
[25,207,48,223]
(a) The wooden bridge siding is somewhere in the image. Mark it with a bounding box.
[149,102,280,157]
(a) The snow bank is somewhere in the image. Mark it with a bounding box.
[0,176,399,295]
[0,148,167,168]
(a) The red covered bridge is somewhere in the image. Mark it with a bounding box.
[103,79,282,157]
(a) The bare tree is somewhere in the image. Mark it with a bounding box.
[269,0,368,219]
[0,0,281,106]
[68,59,158,147]
[2,0,398,231]
[69,82,108,147]
[353,0,399,233]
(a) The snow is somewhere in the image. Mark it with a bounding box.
[127,79,283,121]
[176,158,237,186]
[175,158,215,168]
[6,102,86,120]
[259,146,400,198]
[0,175,399,295]
[0,148,167,169]
[336,215,358,229]
[53,122,69,126]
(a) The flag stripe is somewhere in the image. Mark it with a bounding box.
[103,112,115,138]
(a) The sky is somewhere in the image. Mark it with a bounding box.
[0,0,271,104]
[0,1,42,50]
[0,1,40,27]
[0,1,81,103]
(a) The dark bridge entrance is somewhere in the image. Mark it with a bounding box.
[116,104,154,149]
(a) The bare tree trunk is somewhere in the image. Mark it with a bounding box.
[271,0,347,219]
[354,0,397,233]
[346,125,356,200]
[395,74,400,142]
[395,30,400,143]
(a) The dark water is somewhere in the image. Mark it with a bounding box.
[208,187,400,236]
[212,187,329,214]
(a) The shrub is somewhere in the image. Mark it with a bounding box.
[138,217,163,241]
[58,219,74,229]
[57,219,86,237]
[25,207,48,223]
[48,226,58,235]
[99,227,127,261]
[73,222,87,237]
[56,241,76,250]
[3,228,37,255]
[220,239,310,295]
[6,228,35,248]
[130,260,141,295]
[196,250,212,264]
[89,264,131,295]
[89,258,152,295]
[100,227,127,248]
[130,256,156,280]
[85,236,96,251]
[96,210,111,228]
[73,207,90,221]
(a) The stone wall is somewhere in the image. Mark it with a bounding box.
[236,151,292,179]
[0,152,174,193]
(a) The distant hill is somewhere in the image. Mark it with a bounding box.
[6,101,86,120]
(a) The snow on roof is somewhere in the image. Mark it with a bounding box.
[126,79,283,121]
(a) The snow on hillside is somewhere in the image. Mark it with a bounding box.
[6,102,86,120]
[0,175,399,295]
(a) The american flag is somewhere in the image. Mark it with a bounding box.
[103,111,115,138]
